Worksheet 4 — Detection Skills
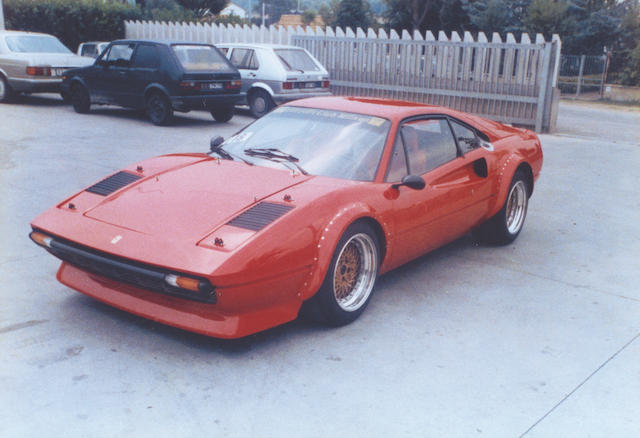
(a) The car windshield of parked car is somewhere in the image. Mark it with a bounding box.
[172,44,235,72]
[222,106,390,181]
[5,35,71,54]
[274,49,320,72]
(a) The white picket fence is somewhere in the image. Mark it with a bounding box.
[125,21,561,132]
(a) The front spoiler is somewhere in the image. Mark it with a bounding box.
[57,261,306,339]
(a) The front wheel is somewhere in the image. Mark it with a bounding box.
[303,222,380,326]
[210,105,234,123]
[473,170,529,245]
[71,84,91,113]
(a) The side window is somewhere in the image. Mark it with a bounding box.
[80,44,96,57]
[385,135,408,182]
[450,120,478,153]
[230,48,258,70]
[402,119,458,175]
[105,43,135,65]
[131,44,160,69]
[218,47,229,55]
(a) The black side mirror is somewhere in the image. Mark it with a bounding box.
[392,174,426,191]
[210,136,224,153]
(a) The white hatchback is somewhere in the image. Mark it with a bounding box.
[217,43,331,117]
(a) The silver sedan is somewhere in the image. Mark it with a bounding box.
[0,30,93,102]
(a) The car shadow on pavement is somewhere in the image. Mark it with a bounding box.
[86,107,227,127]
[7,94,67,107]
[58,233,482,356]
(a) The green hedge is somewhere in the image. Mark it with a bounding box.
[4,0,143,52]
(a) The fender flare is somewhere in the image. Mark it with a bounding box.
[247,82,275,99]
[143,83,171,101]
[491,153,534,216]
[299,202,391,300]
[69,76,89,90]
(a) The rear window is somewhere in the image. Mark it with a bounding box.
[274,49,319,72]
[171,44,235,72]
[5,35,71,54]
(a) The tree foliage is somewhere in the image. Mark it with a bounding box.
[334,0,374,29]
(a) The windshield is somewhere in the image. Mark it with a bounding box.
[274,49,320,72]
[5,35,71,54]
[222,106,390,181]
[172,44,235,72]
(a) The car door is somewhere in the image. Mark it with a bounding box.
[228,47,260,94]
[128,43,162,108]
[97,42,136,106]
[386,117,495,266]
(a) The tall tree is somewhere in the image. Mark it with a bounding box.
[176,0,228,15]
[334,0,374,29]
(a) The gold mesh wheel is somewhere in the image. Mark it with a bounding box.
[332,233,378,312]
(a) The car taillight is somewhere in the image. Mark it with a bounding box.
[26,66,52,76]
[282,82,294,90]
[179,81,200,91]
[322,80,330,88]
[225,80,241,90]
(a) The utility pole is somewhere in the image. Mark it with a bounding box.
[262,2,265,27]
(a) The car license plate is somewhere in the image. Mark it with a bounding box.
[54,68,65,76]
[205,83,223,89]
[304,82,316,89]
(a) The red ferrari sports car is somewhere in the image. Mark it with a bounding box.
[30,96,542,338]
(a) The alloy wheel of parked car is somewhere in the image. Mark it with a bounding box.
[304,222,379,326]
[473,170,529,245]
[249,89,275,118]
[71,84,91,114]
[210,105,234,123]
[146,93,173,126]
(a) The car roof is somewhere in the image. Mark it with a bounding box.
[110,39,215,46]
[0,30,57,37]
[216,43,305,50]
[287,96,523,141]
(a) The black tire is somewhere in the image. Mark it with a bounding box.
[210,105,234,123]
[248,89,275,118]
[71,84,91,114]
[146,92,173,126]
[473,170,530,245]
[303,222,380,326]
[0,75,15,103]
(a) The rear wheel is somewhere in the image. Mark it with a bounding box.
[473,170,529,245]
[210,105,234,123]
[0,75,15,103]
[248,89,275,118]
[146,92,173,126]
[71,84,90,113]
[303,222,380,326]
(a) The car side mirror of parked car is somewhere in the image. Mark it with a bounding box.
[210,136,224,152]
[392,175,426,191]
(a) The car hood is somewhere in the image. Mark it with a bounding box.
[2,52,94,67]
[83,158,311,242]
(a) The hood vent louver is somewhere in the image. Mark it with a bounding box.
[86,171,142,196]
[227,202,294,231]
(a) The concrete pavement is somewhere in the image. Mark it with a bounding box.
[1,96,638,437]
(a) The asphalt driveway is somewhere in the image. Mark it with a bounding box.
[1,96,639,437]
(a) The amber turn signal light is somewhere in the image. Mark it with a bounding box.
[29,231,53,248]
[164,274,202,292]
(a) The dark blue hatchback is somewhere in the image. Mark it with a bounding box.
[61,40,244,125]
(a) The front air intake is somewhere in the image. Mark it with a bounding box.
[227,202,294,231]
[86,171,142,196]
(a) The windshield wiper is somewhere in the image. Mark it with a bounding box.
[208,137,254,165]
[244,147,309,175]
